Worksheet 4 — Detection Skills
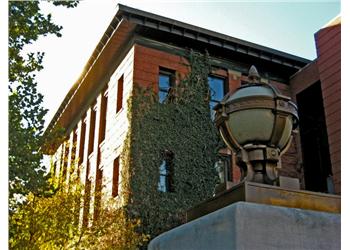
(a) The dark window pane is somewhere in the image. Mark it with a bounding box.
[78,118,86,165]
[159,91,169,104]
[99,90,108,143]
[159,161,167,175]
[208,76,226,120]
[159,69,175,103]
[88,107,96,155]
[116,75,124,113]
[158,160,168,192]
[112,157,120,197]
[159,74,171,89]
[158,151,174,192]
[208,76,225,102]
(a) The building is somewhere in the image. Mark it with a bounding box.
[44,5,340,237]
[289,15,341,194]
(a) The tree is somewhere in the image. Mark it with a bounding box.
[9,180,83,249]
[9,177,148,249]
[8,1,78,206]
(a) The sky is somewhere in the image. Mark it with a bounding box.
[24,0,341,129]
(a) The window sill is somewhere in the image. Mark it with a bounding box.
[115,107,124,119]
[88,152,95,160]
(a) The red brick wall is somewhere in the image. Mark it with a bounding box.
[289,21,341,194]
[315,23,341,194]
[289,61,320,190]
[133,45,189,90]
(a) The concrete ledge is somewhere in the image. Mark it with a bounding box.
[187,181,340,221]
[148,202,340,250]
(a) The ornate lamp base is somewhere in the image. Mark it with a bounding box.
[236,144,281,185]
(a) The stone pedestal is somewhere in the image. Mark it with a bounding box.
[187,181,340,221]
[148,202,340,250]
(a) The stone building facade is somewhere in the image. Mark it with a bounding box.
[44,5,340,227]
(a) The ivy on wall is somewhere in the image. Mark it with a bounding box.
[120,51,223,241]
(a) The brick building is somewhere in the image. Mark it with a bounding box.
[44,5,340,227]
[290,15,341,194]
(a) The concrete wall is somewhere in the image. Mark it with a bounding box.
[148,202,340,250]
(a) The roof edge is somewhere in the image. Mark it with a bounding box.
[44,8,124,138]
[117,4,310,64]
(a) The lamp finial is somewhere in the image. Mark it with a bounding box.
[248,65,261,83]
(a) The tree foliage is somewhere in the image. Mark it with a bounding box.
[8,1,78,205]
[9,180,83,249]
[79,204,149,250]
[9,176,148,250]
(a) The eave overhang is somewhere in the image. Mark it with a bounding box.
[45,16,136,143]
[117,4,310,69]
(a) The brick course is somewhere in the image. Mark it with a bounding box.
[316,24,341,194]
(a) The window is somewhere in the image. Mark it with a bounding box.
[116,75,124,113]
[59,145,64,175]
[219,155,233,182]
[99,89,108,143]
[70,128,78,166]
[94,168,103,221]
[112,157,120,197]
[61,142,69,183]
[158,68,175,103]
[88,106,97,155]
[158,150,174,192]
[97,88,108,168]
[78,117,87,165]
[82,161,91,228]
[68,128,78,185]
[208,76,226,119]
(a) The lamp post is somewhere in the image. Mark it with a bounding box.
[214,65,299,185]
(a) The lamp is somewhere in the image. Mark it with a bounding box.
[214,66,299,185]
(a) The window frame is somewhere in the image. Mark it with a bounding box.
[112,156,120,197]
[78,116,87,166]
[88,105,97,156]
[208,74,227,119]
[99,87,108,143]
[116,75,124,113]
[158,150,174,193]
[158,67,175,103]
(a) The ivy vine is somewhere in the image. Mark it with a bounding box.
[120,50,223,243]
